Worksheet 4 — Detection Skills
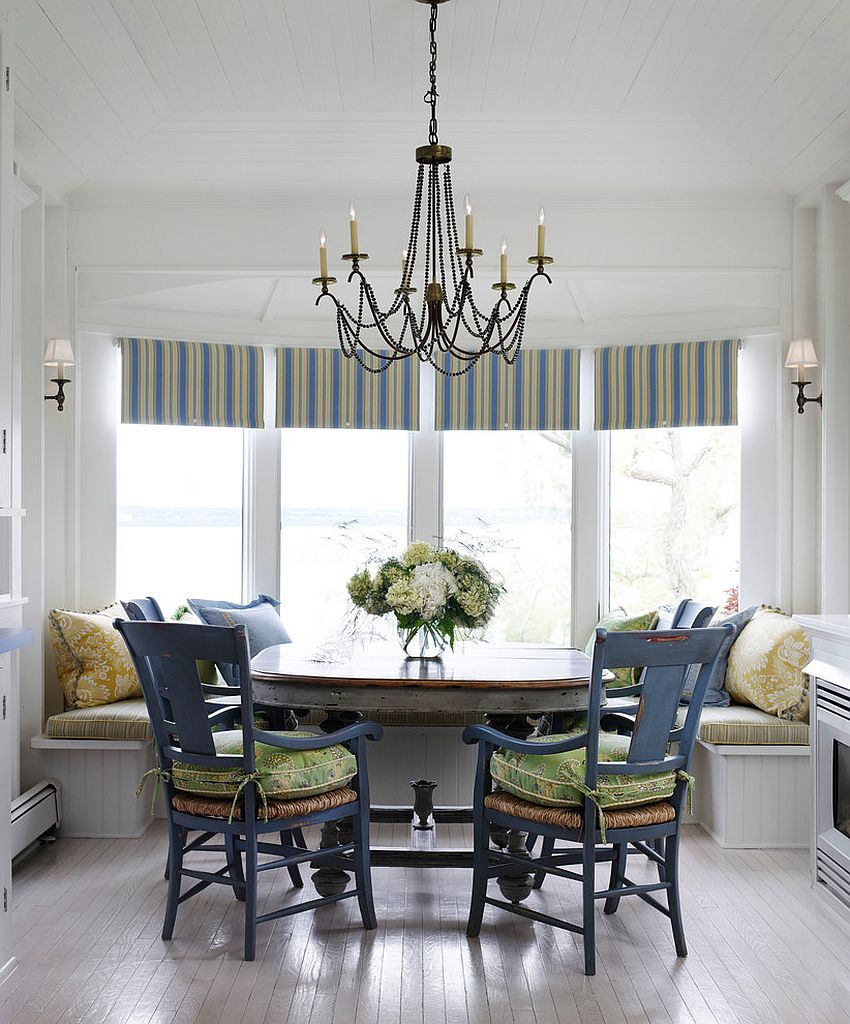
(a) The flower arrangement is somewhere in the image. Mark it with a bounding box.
[346,541,503,656]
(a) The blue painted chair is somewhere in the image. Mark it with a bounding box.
[462,624,731,976]
[115,619,382,961]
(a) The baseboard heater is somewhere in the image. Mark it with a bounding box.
[11,780,60,858]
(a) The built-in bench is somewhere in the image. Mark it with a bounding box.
[34,697,811,846]
[32,699,159,838]
[689,705,810,849]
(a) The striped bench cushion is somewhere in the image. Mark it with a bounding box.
[45,699,153,742]
[696,705,809,745]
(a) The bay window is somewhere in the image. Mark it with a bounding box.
[111,339,748,645]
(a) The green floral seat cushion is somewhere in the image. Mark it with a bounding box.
[171,730,356,801]
[490,731,678,812]
[584,610,659,688]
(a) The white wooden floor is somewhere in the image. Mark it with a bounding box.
[2,822,850,1024]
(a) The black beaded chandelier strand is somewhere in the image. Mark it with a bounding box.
[311,0,553,376]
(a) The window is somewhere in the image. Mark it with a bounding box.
[280,430,410,642]
[443,431,572,644]
[116,425,244,616]
[608,426,740,616]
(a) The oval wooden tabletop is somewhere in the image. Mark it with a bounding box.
[251,641,595,690]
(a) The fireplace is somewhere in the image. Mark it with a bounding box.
[815,676,850,904]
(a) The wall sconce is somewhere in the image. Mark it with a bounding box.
[785,339,822,415]
[43,338,75,412]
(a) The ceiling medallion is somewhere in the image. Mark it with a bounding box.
[312,0,553,375]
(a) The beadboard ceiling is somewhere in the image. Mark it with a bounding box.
[11,0,850,203]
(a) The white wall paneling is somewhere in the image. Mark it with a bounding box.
[819,188,850,612]
[789,206,821,615]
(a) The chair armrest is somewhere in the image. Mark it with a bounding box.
[601,754,686,775]
[253,720,383,750]
[461,724,588,755]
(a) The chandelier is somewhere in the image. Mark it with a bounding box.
[312,0,553,376]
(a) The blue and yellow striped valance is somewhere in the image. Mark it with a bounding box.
[435,349,580,430]
[275,348,419,429]
[118,337,264,428]
[595,339,739,430]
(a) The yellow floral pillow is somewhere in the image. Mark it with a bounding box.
[724,608,810,720]
[48,605,142,709]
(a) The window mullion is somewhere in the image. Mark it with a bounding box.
[411,363,442,546]
[571,347,604,647]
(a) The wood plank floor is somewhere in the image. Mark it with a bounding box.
[2,822,850,1024]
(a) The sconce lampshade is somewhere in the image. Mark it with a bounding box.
[43,338,75,370]
[784,339,818,369]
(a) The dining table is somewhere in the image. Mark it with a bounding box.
[251,640,608,904]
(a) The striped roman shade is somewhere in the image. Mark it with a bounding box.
[594,338,739,430]
[118,337,264,428]
[275,348,419,429]
[435,349,580,430]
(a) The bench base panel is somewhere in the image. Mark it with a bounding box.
[693,739,811,849]
[32,736,162,838]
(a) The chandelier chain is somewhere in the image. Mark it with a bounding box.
[424,2,440,146]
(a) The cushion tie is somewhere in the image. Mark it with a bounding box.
[569,780,609,843]
[676,769,696,814]
[228,771,270,824]
[135,767,172,816]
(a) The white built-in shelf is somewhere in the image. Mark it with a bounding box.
[0,508,26,517]
[0,597,29,610]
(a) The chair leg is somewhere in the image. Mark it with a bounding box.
[225,831,245,902]
[353,810,377,930]
[581,837,597,977]
[281,830,304,889]
[466,806,489,937]
[244,829,258,961]
[162,820,183,940]
[665,833,687,958]
[603,842,627,915]
[533,836,556,889]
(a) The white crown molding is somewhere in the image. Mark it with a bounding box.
[837,180,850,203]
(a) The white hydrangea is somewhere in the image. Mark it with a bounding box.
[410,562,458,620]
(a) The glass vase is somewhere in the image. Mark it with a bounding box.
[398,624,447,659]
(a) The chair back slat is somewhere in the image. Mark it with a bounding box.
[114,620,255,771]
[627,663,688,763]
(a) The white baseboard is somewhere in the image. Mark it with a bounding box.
[0,957,18,987]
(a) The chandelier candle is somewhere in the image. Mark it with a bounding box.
[311,0,553,374]
[538,208,546,260]
[319,231,328,279]
[349,203,359,255]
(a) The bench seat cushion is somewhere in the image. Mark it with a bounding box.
[696,705,809,745]
[45,698,153,741]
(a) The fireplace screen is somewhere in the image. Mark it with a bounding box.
[834,739,850,839]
